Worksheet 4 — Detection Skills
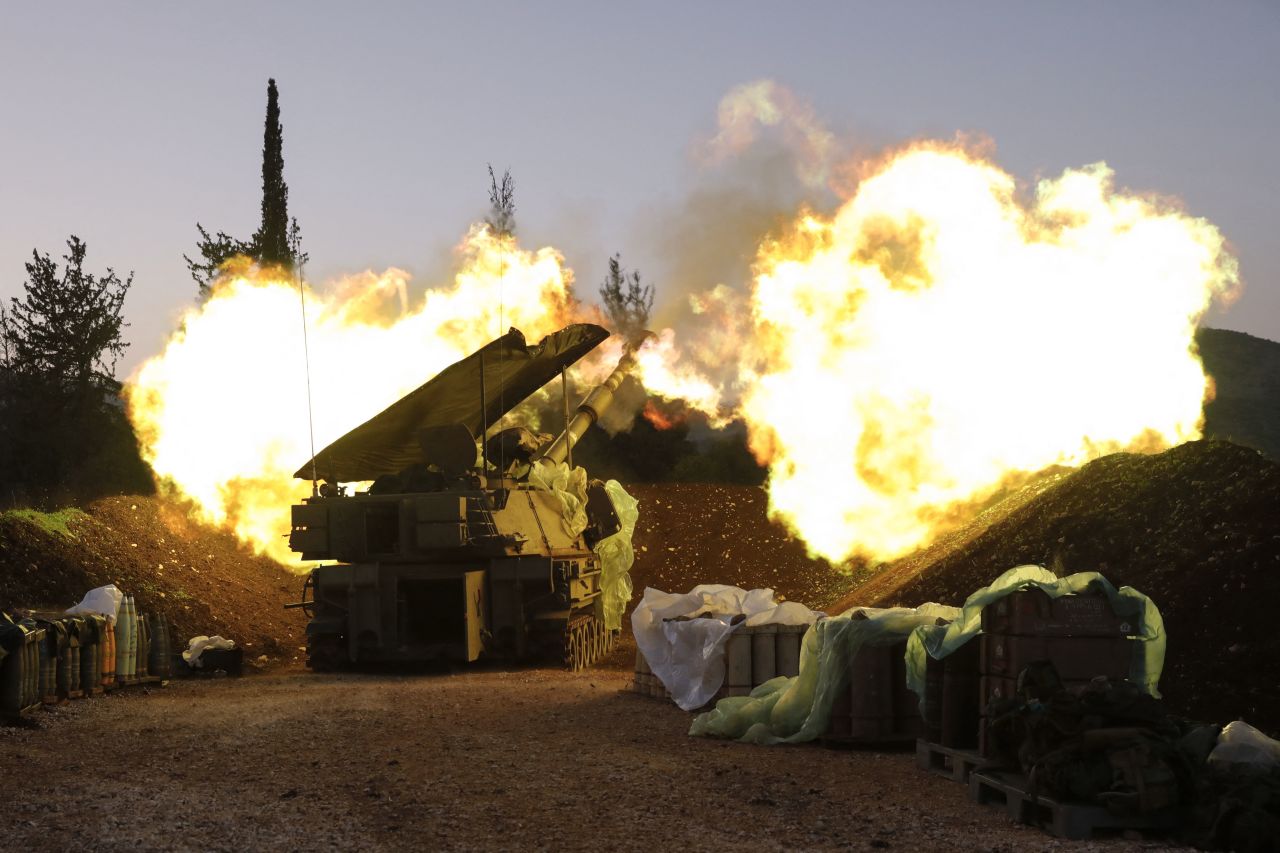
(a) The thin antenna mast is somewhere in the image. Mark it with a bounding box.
[479,349,488,476]
[296,259,319,495]
[561,367,572,469]
[498,260,505,476]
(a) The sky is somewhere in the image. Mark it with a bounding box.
[2,1,1277,379]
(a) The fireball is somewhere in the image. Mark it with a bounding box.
[128,227,578,564]
[129,140,1237,571]
[635,143,1238,562]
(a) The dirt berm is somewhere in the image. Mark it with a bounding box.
[0,497,307,665]
[828,439,1280,734]
[628,441,1280,735]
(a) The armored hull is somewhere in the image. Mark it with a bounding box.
[288,323,636,671]
[294,481,614,669]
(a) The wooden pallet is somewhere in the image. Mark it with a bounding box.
[916,739,983,783]
[821,731,919,750]
[969,770,1178,840]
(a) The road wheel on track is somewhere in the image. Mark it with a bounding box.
[563,615,608,672]
[306,635,346,672]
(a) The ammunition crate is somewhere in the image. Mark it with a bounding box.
[976,588,1140,757]
[631,649,671,700]
[723,623,807,697]
[979,634,1133,682]
[825,639,923,745]
[633,623,808,705]
[980,588,1134,638]
[979,674,1097,709]
[922,636,981,749]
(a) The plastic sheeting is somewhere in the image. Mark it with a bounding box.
[689,603,956,742]
[689,564,1166,745]
[295,323,609,482]
[64,584,123,620]
[594,480,637,633]
[529,462,637,634]
[184,635,236,667]
[1209,721,1280,768]
[633,585,821,712]
[904,564,1166,701]
[528,460,589,537]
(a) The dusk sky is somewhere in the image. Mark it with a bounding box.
[3,1,1277,378]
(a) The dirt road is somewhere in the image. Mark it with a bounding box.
[4,652,1179,852]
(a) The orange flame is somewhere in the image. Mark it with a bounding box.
[128,141,1238,571]
[632,143,1238,563]
[641,400,684,431]
[127,226,579,565]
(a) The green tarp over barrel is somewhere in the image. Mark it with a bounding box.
[294,323,610,483]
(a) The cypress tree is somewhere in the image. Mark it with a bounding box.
[253,78,291,267]
[187,78,301,296]
[1,236,148,498]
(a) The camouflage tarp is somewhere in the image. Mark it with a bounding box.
[295,323,609,483]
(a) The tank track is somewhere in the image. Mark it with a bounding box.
[307,620,614,671]
[306,634,347,672]
[562,613,615,672]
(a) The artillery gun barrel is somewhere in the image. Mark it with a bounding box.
[538,342,643,467]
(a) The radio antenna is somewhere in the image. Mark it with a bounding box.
[498,260,506,476]
[479,349,488,476]
[295,257,319,495]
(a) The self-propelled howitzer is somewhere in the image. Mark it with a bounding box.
[287,323,639,671]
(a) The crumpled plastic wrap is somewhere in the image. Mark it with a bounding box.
[689,603,955,742]
[593,480,638,633]
[527,460,589,537]
[64,584,123,619]
[1209,721,1280,768]
[184,635,236,667]
[633,585,822,712]
[904,564,1165,701]
[528,462,637,634]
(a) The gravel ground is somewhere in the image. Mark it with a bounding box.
[3,652,1183,853]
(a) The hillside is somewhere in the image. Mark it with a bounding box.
[1198,326,1280,460]
[626,482,850,607]
[829,440,1280,733]
[0,496,307,664]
